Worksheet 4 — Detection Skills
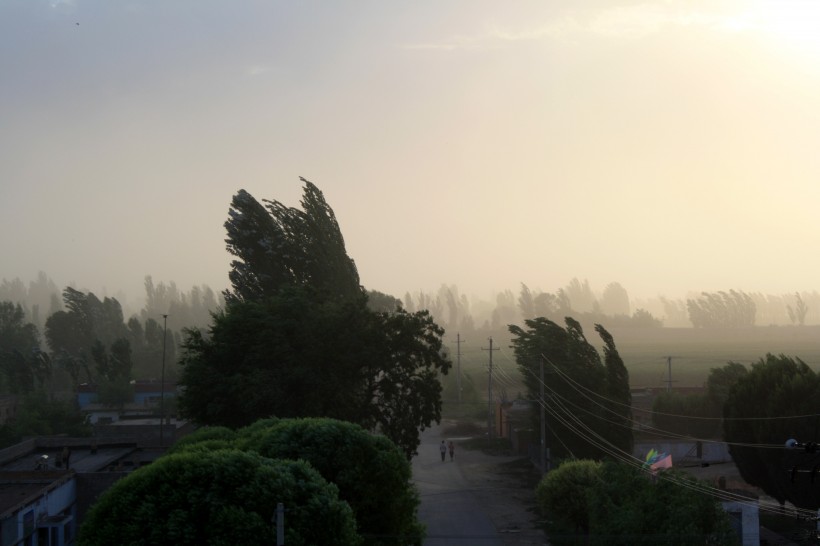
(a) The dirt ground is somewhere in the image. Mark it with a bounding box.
[439,418,548,546]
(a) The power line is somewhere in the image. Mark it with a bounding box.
[529,384,816,519]
[546,356,820,422]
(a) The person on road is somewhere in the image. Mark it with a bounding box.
[448,441,455,461]
[440,440,447,462]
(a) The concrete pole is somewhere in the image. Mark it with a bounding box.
[540,355,547,473]
[276,503,285,545]
[160,313,168,447]
[456,333,462,404]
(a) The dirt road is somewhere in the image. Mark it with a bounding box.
[412,421,546,546]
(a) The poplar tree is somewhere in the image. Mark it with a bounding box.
[224,177,362,304]
[180,178,450,458]
[509,318,633,460]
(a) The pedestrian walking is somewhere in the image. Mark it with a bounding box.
[61,446,71,470]
[448,441,455,461]
[439,440,447,462]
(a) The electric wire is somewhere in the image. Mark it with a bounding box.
[525,364,818,519]
[535,391,815,518]
[547,358,820,422]
[461,342,819,519]
[537,365,790,450]
[529,367,783,450]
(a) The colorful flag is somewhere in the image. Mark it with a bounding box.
[650,454,673,471]
[643,449,672,472]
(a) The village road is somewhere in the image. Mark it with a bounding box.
[412,424,504,545]
[412,423,545,546]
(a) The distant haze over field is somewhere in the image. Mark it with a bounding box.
[3,1,820,306]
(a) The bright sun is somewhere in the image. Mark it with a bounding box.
[746,0,820,56]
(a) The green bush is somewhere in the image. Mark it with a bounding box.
[167,425,238,454]
[536,459,601,537]
[536,460,738,545]
[240,418,424,545]
[78,449,360,546]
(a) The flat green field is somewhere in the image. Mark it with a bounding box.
[446,326,820,394]
[610,325,820,387]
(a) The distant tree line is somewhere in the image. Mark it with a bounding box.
[401,284,818,331]
[2,272,818,359]
[686,290,756,328]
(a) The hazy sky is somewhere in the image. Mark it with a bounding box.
[3,0,820,307]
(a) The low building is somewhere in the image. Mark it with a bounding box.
[0,436,173,545]
[497,399,535,457]
[0,470,75,546]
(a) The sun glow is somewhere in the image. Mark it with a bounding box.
[746,0,820,57]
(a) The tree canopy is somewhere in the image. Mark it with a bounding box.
[180,180,450,458]
[172,418,423,546]
[79,449,360,546]
[223,178,363,304]
[510,317,632,461]
[723,354,820,509]
[178,288,449,458]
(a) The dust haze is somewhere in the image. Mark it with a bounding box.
[3,1,820,328]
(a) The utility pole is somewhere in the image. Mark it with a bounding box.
[160,314,168,447]
[666,356,673,393]
[275,503,285,545]
[482,337,499,439]
[540,354,548,473]
[455,333,464,404]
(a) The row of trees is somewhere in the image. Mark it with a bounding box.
[40,286,177,405]
[0,301,91,445]
[2,271,817,353]
[0,277,220,398]
[405,284,816,332]
[0,274,221,341]
[687,290,757,328]
[0,275,220,398]
[402,281,661,334]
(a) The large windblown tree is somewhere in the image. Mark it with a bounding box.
[510,317,632,461]
[223,177,363,304]
[178,179,450,457]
